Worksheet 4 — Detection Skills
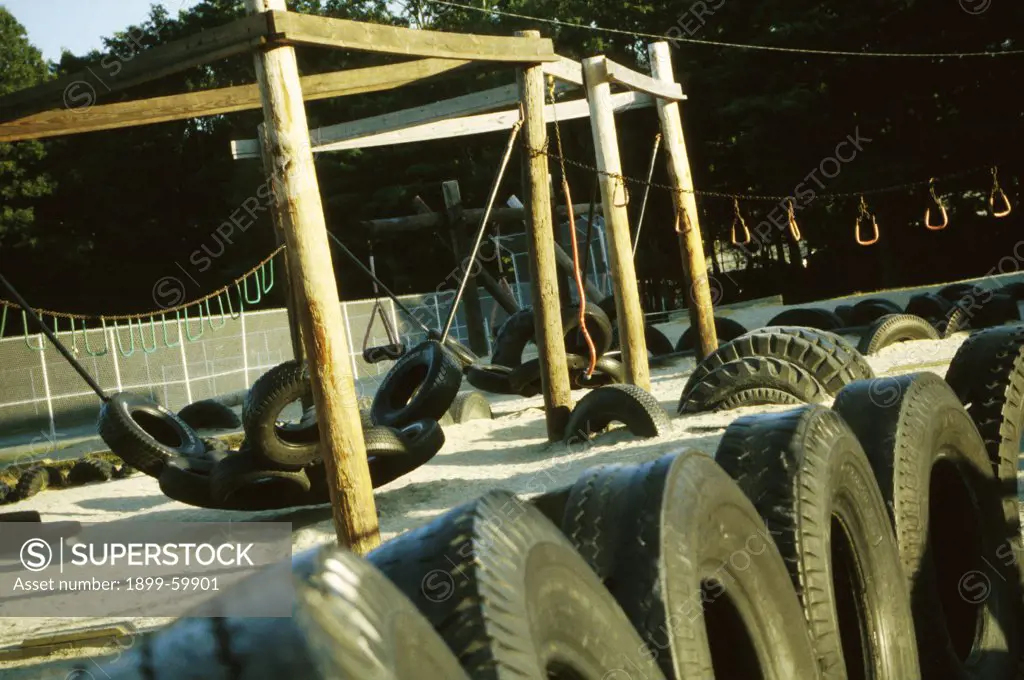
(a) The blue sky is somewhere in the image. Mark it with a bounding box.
[2,0,202,62]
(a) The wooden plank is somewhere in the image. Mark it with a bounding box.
[648,42,717,358]
[271,11,558,63]
[517,31,573,442]
[256,91,652,158]
[0,14,271,122]
[542,56,584,87]
[605,58,685,102]
[0,58,473,143]
[246,0,379,553]
[583,56,651,391]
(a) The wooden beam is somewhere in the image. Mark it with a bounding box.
[542,57,584,87]
[649,42,717,358]
[605,59,685,102]
[518,30,574,442]
[0,58,473,143]
[232,91,653,159]
[583,56,651,391]
[246,0,379,553]
[0,14,271,123]
[271,11,558,63]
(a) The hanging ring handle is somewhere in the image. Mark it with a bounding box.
[990,167,1013,218]
[855,197,880,246]
[787,200,802,242]
[613,177,630,208]
[924,179,949,231]
[730,199,751,246]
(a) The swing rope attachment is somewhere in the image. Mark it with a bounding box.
[924,178,949,231]
[787,200,802,242]
[855,196,880,246]
[730,198,751,246]
[362,243,406,364]
[990,167,1013,218]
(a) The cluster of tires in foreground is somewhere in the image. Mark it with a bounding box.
[92,337,500,511]
[95,325,1024,680]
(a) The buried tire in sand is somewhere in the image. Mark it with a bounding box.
[368,490,666,680]
[716,406,920,679]
[833,373,1018,679]
[560,451,821,679]
[679,356,826,414]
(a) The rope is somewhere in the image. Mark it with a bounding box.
[423,0,1024,58]
[0,247,285,322]
[633,133,662,257]
[549,79,597,377]
[441,118,524,342]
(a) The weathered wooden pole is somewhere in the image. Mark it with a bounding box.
[517,31,573,441]
[582,56,651,391]
[648,42,718,358]
[442,180,490,356]
[245,0,379,553]
[258,122,305,368]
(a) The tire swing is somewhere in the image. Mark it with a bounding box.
[559,451,820,679]
[361,243,407,365]
[833,373,1018,679]
[368,490,666,680]
[716,407,920,678]
[242,361,321,469]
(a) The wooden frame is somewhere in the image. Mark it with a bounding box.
[0,58,475,143]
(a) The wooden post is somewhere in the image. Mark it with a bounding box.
[517,31,573,441]
[582,56,651,391]
[244,0,379,553]
[442,180,490,356]
[258,123,305,368]
[648,42,718,358]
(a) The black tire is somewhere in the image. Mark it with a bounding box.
[766,307,845,331]
[597,295,618,322]
[564,384,671,443]
[491,308,535,367]
[678,356,826,414]
[368,420,445,488]
[158,456,219,509]
[465,364,515,395]
[14,467,47,501]
[209,455,312,510]
[561,451,820,679]
[939,283,985,303]
[715,387,809,409]
[906,293,953,320]
[834,304,855,325]
[177,399,241,431]
[610,324,674,357]
[98,392,206,477]
[570,355,627,389]
[0,482,12,505]
[716,406,920,678]
[944,326,1024,570]
[371,341,462,428]
[684,329,870,399]
[999,281,1024,301]
[449,392,492,424]
[297,548,469,680]
[833,373,1017,679]
[972,292,1020,330]
[428,329,479,369]
[851,298,903,326]
[44,465,66,488]
[675,316,748,352]
[242,361,320,469]
[563,302,614,358]
[363,426,411,457]
[368,490,667,680]
[942,305,971,337]
[745,326,874,379]
[528,485,573,526]
[857,314,939,355]
[68,458,114,486]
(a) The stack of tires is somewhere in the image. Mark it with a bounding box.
[679,326,874,412]
[468,302,629,396]
[102,366,1019,679]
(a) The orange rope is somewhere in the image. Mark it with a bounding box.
[563,178,597,377]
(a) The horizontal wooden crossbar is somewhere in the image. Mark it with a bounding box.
[269,11,559,63]
[0,58,473,143]
[0,14,272,123]
[604,58,685,101]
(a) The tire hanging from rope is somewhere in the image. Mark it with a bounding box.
[440,119,524,344]
[548,77,598,378]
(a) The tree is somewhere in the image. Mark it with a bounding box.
[0,8,54,249]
